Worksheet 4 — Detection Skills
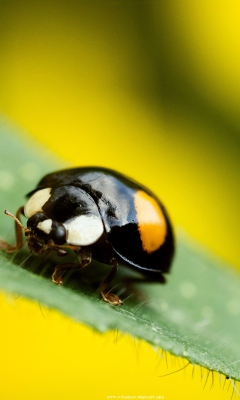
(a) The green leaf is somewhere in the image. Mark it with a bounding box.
[0,119,240,382]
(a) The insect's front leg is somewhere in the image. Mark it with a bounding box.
[52,247,92,285]
[100,258,123,305]
[0,207,25,252]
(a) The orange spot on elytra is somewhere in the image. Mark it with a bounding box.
[134,190,167,253]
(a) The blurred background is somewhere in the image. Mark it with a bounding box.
[0,1,240,399]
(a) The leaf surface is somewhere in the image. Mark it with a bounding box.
[0,120,240,381]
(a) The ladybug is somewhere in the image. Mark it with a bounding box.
[0,167,174,305]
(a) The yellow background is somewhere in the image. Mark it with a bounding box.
[0,1,240,399]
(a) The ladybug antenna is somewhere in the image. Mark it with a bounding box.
[4,210,29,233]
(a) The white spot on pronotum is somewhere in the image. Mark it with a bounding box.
[0,170,15,191]
[37,219,53,234]
[19,163,40,181]
[64,214,104,246]
[179,281,197,299]
[227,300,240,315]
[24,188,52,218]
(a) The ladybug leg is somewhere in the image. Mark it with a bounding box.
[52,263,80,285]
[100,258,123,305]
[0,207,25,252]
[52,247,91,285]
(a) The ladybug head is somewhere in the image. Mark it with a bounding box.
[26,212,67,255]
[4,210,75,256]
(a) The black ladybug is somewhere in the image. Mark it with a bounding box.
[0,167,174,304]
